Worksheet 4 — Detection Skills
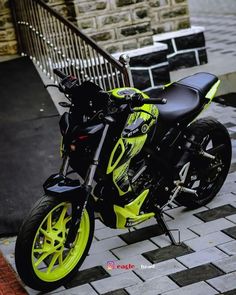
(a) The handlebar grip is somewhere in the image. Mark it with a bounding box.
[146,98,167,104]
[53,68,67,79]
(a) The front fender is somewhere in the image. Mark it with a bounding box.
[43,174,82,199]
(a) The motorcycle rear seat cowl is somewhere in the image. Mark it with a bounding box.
[177,72,218,97]
[157,72,218,124]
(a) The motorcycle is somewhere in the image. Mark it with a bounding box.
[15,69,232,291]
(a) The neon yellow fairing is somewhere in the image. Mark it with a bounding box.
[110,135,148,196]
[164,82,173,87]
[107,138,126,175]
[107,87,158,196]
[206,80,221,100]
[188,80,221,126]
[109,87,149,99]
[31,202,90,282]
[114,189,155,228]
[204,80,221,110]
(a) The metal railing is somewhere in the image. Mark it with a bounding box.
[11,0,133,89]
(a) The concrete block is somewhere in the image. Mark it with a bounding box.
[134,258,186,280]
[95,227,128,240]
[163,281,218,295]
[125,276,179,295]
[95,219,106,230]
[151,228,198,248]
[89,236,127,254]
[169,263,223,287]
[166,206,207,219]
[217,240,236,256]
[184,231,233,251]
[91,271,142,294]
[189,218,234,236]
[226,214,236,224]
[206,193,236,209]
[80,251,118,270]
[0,238,16,256]
[213,256,236,273]
[167,214,203,230]
[104,255,152,276]
[177,247,228,268]
[207,272,236,293]
[111,240,157,259]
[195,205,236,222]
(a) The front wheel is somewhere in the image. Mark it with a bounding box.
[15,195,94,292]
[176,117,232,209]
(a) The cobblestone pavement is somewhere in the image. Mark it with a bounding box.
[0,100,236,295]
[189,0,236,16]
[191,14,236,58]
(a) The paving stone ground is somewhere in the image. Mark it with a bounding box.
[1,8,236,295]
[191,14,236,58]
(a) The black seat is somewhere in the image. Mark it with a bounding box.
[177,72,218,97]
[155,73,218,124]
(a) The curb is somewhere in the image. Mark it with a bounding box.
[0,251,27,295]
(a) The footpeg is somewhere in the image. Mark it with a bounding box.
[181,186,198,195]
[200,150,215,160]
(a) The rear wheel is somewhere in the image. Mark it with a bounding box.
[176,118,232,209]
[15,195,94,292]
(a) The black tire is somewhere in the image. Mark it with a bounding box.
[15,195,94,292]
[176,117,232,209]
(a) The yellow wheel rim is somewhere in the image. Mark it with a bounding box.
[31,202,90,282]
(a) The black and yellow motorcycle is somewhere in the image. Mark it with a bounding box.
[15,69,231,291]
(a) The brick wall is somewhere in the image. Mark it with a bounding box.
[0,0,17,56]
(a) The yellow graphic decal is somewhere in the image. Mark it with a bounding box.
[107,138,125,174]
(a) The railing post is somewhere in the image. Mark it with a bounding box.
[119,54,134,87]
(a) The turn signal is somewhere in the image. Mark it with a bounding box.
[70,144,76,151]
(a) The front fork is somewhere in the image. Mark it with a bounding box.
[59,155,70,177]
[65,122,111,247]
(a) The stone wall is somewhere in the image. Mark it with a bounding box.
[0,0,17,56]
[150,0,190,34]
[1,0,190,56]
[46,0,190,54]
[43,0,72,19]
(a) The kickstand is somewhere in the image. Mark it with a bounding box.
[156,212,181,246]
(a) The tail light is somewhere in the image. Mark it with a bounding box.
[78,135,89,141]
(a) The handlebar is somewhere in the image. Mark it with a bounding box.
[53,68,67,79]
[142,98,167,104]
[53,69,167,105]
[115,95,167,106]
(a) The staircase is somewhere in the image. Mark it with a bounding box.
[11,0,133,89]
